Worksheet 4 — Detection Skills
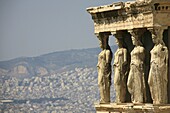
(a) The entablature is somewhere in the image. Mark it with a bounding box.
[87,0,170,34]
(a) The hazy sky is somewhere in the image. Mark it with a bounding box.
[0,0,129,61]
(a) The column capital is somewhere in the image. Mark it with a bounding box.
[128,29,138,38]
[128,29,146,39]
[112,31,124,39]
[147,25,168,30]
[111,31,116,35]
[95,32,110,41]
[95,32,111,41]
[147,25,168,36]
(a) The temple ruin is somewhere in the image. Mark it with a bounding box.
[87,0,170,112]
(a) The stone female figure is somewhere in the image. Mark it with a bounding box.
[113,38,128,103]
[148,29,168,104]
[127,36,146,103]
[97,36,112,103]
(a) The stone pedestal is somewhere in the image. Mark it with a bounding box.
[95,103,170,113]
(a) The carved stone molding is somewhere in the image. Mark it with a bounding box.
[87,0,170,34]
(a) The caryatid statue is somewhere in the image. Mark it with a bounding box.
[113,34,128,103]
[97,33,113,103]
[148,27,168,104]
[127,29,146,103]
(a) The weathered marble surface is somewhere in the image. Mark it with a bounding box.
[87,0,170,34]
[148,27,169,104]
[113,37,128,103]
[87,0,170,106]
[127,31,146,103]
[97,34,112,103]
[95,103,170,113]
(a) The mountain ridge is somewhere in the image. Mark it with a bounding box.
[0,46,117,79]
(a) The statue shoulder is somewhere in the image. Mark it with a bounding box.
[99,50,104,56]
[157,44,168,52]
[162,45,168,50]
[123,48,127,53]
[105,49,111,54]
[162,45,168,55]
[114,49,118,55]
[139,46,145,52]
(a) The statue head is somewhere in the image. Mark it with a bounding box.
[152,26,165,45]
[98,33,110,50]
[152,33,159,44]
[99,38,103,49]
[132,36,142,46]
[115,38,123,48]
[152,34,164,45]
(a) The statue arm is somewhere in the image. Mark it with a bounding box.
[106,50,111,64]
[140,47,145,60]
[165,48,168,66]
[123,49,127,65]
[113,54,116,67]
[165,47,168,82]
[123,49,129,76]
[97,54,101,71]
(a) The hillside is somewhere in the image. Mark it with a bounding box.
[0,46,117,79]
[0,46,117,113]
